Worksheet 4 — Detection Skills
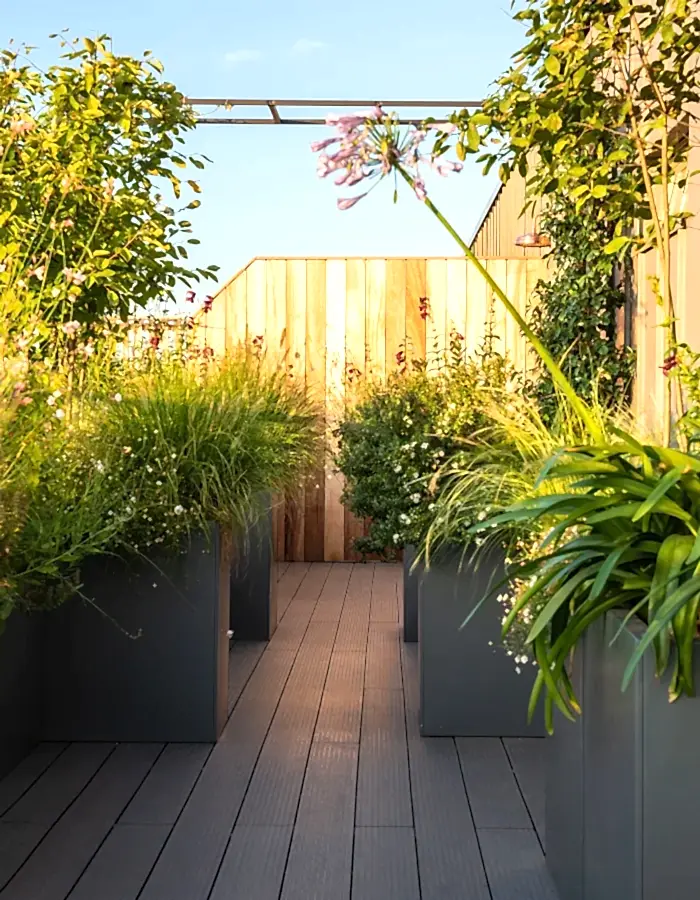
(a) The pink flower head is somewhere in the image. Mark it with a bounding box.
[185,290,196,303]
[310,136,339,153]
[62,218,75,229]
[413,177,427,201]
[337,194,368,211]
[203,295,214,312]
[61,320,80,336]
[30,264,46,280]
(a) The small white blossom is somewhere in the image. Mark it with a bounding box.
[394,465,402,473]
[421,442,429,450]
[174,505,184,515]
[54,408,65,420]
[393,533,400,544]
[46,395,56,406]
[113,393,122,403]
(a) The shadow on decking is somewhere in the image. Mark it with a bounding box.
[0,563,558,900]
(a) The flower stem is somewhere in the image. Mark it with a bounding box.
[396,166,603,442]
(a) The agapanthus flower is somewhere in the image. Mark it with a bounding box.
[312,106,463,210]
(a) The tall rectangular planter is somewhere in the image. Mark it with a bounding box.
[0,611,42,781]
[546,611,700,900]
[230,504,277,641]
[403,544,421,643]
[419,546,544,737]
[42,527,232,743]
[545,645,585,900]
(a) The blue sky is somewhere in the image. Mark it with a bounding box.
[3,1,524,292]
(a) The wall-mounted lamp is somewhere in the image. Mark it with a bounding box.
[515,215,551,249]
[515,231,551,249]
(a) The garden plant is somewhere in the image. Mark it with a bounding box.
[312,0,700,729]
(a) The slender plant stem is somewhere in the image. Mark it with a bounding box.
[396,167,604,442]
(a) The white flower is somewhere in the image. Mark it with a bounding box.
[113,393,122,403]
[393,533,400,544]
[53,389,61,399]
[421,442,429,450]
[123,446,132,455]
[125,506,132,514]
[156,480,162,486]
[146,465,153,473]
[174,505,184,515]
[477,511,487,522]
[411,493,421,504]
[54,408,65,420]
[46,395,56,406]
[437,450,445,458]
[394,465,402,473]
[95,460,105,473]
[399,513,411,524]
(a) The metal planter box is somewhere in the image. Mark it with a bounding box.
[418,546,545,737]
[546,611,700,900]
[230,504,277,641]
[0,611,42,781]
[42,527,232,744]
[402,544,422,643]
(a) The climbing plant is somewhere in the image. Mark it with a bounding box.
[527,197,635,422]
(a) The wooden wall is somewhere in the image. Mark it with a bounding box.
[471,172,544,259]
[207,256,548,562]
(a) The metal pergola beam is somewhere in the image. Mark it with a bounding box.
[186,98,482,126]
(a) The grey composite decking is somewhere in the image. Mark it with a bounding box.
[0,562,557,900]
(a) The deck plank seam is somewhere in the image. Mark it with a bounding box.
[59,744,170,899]
[276,563,354,899]
[0,744,71,819]
[0,743,121,892]
[201,562,333,900]
[455,739,496,900]
[500,739,544,853]
[398,623,422,900]
[349,562,375,900]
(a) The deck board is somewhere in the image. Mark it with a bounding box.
[352,827,421,900]
[0,744,67,818]
[503,737,546,843]
[457,738,532,830]
[0,562,554,900]
[280,743,358,900]
[2,743,162,900]
[66,824,170,900]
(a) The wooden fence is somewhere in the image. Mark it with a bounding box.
[206,256,548,562]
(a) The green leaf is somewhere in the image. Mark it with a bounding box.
[544,55,561,77]
[632,467,683,521]
[603,235,632,255]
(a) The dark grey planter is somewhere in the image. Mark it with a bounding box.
[419,545,545,737]
[230,504,277,641]
[545,645,585,900]
[546,611,700,900]
[42,526,232,743]
[403,544,421,643]
[0,611,42,780]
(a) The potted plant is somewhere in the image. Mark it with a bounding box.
[336,341,505,643]
[37,354,319,743]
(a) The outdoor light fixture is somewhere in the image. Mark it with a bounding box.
[515,230,551,248]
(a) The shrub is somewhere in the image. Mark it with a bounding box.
[336,350,510,558]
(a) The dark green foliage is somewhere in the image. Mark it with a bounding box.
[527,198,635,422]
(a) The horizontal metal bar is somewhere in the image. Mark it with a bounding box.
[186,97,481,109]
[195,116,441,126]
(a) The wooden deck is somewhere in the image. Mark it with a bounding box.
[0,563,558,900]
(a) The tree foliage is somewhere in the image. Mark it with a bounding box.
[0,34,217,324]
[527,197,635,421]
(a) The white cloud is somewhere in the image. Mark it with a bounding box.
[224,49,262,65]
[290,38,326,55]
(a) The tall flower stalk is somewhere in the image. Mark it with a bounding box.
[312,109,603,442]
